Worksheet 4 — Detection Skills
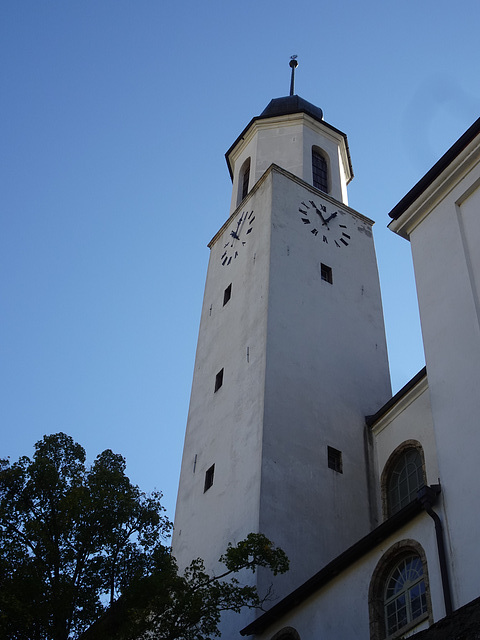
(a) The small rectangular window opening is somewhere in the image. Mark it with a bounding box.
[223,283,232,306]
[204,464,215,492]
[321,263,333,284]
[328,446,343,473]
[214,368,224,392]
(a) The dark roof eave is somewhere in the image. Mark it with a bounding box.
[240,494,436,637]
[388,117,480,221]
[365,366,427,427]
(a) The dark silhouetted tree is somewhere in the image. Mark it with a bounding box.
[0,434,288,640]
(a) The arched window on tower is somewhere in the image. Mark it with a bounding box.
[312,147,328,193]
[369,540,432,640]
[237,157,251,205]
[270,628,301,640]
[382,443,426,518]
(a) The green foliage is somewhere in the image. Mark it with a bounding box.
[220,533,289,576]
[0,434,170,640]
[0,434,288,640]
[146,534,287,639]
[83,534,288,640]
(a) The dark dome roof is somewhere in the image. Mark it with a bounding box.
[259,95,323,122]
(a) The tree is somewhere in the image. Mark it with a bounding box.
[81,533,289,640]
[0,433,170,640]
[0,434,288,640]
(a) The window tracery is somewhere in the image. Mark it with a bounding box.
[381,442,426,517]
[369,540,432,640]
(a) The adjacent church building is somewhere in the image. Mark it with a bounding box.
[172,75,480,639]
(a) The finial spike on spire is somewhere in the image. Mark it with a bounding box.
[289,55,298,96]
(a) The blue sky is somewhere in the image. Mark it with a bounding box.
[2,0,480,520]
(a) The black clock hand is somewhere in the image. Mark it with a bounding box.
[315,207,329,228]
[325,212,337,223]
[230,218,242,240]
[309,200,329,227]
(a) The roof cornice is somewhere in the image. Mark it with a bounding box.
[388,118,480,239]
[366,366,427,431]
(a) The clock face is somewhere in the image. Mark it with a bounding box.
[221,209,255,266]
[298,199,350,248]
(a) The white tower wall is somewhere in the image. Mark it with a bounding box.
[258,169,391,596]
[173,96,391,634]
[172,176,272,576]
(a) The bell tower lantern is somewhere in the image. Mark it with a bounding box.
[226,93,353,214]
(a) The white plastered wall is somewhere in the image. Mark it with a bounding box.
[256,168,391,599]
[408,165,480,609]
[172,178,272,576]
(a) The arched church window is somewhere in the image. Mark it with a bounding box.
[312,147,328,193]
[369,540,432,640]
[238,157,251,205]
[382,443,425,517]
[384,554,427,636]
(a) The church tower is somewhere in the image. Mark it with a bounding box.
[172,66,392,627]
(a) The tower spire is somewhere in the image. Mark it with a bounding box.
[289,55,298,96]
